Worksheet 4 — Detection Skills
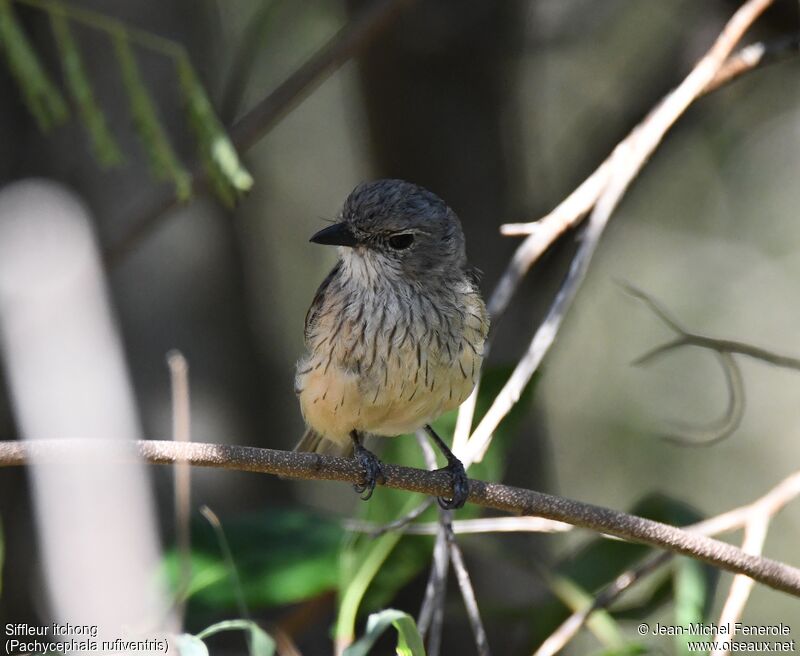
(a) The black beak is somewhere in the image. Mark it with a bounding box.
[309,222,359,247]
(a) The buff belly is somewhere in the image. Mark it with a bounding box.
[297,343,480,447]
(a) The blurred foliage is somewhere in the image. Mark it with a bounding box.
[177,55,253,207]
[49,10,123,166]
[163,508,342,611]
[111,29,192,201]
[0,0,251,204]
[0,0,68,130]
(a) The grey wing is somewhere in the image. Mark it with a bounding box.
[304,261,342,343]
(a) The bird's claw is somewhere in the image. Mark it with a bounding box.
[436,457,469,510]
[353,444,385,500]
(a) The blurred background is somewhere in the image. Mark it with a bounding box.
[1,0,799,653]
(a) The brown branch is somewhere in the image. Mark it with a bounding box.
[3,438,800,597]
[104,0,417,267]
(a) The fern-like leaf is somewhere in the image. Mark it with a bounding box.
[49,9,123,166]
[112,28,191,201]
[176,57,253,207]
[0,0,68,131]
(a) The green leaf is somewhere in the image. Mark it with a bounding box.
[49,10,123,166]
[343,609,426,656]
[112,28,190,200]
[672,556,710,655]
[0,0,68,131]
[195,619,276,656]
[336,497,417,645]
[175,634,209,656]
[163,509,343,610]
[176,56,252,207]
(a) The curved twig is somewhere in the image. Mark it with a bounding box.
[660,352,745,447]
[627,284,800,445]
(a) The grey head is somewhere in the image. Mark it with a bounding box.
[310,179,467,282]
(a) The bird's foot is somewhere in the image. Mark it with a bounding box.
[352,444,385,500]
[435,456,469,509]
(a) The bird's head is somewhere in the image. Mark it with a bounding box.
[310,179,467,284]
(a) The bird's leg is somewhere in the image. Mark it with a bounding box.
[350,430,385,500]
[424,424,469,509]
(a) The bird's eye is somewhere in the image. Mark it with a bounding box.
[388,233,414,250]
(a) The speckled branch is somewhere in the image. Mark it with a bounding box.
[2,438,800,597]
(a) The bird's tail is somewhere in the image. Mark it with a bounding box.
[294,428,354,458]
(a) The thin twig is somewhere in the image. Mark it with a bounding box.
[199,505,251,622]
[461,0,777,467]
[627,284,800,445]
[711,516,770,656]
[416,429,449,656]
[167,350,192,626]
[626,284,800,370]
[535,468,800,656]
[659,352,746,447]
[445,517,491,656]
[417,524,449,656]
[347,516,573,536]
[104,0,417,266]
[3,438,800,596]
[534,551,672,656]
[367,498,435,537]
[703,32,800,94]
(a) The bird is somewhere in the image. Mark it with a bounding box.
[294,179,489,509]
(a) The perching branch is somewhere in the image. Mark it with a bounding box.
[3,438,800,597]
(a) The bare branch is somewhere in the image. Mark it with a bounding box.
[627,285,800,371]
[712,516,769,656]
[167,350,192,626]
[347,516,573,536]
[417,524,449,656]
[445,517,491,656]
[461,0,777,466]
[3,438,800,596]
[704,31,800,94]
